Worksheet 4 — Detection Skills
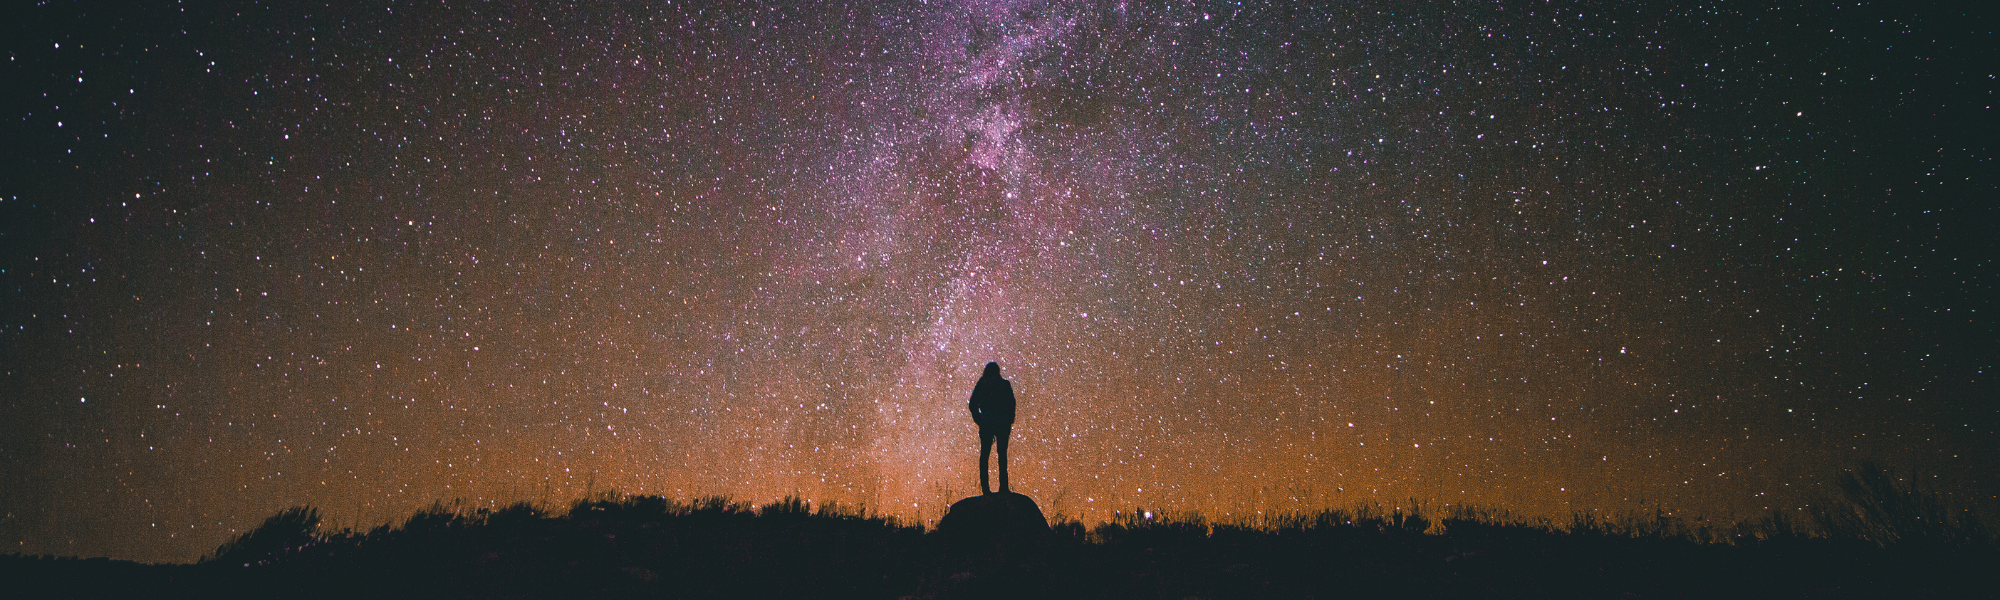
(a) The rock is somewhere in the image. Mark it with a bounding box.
[935,492,1049,561]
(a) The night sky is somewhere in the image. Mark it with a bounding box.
[3,0,1992,563]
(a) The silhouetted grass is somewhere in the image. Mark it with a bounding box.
[6,470,1995,599]
[207,505,322,566]
[1808,462,1992,547]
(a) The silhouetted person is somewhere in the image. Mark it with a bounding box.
[968,362,1016,495]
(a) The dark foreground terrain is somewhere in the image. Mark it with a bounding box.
[7,490,1995,599]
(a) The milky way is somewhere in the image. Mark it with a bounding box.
[2,0,1992,562]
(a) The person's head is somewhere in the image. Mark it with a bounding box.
[983,362,1002,379]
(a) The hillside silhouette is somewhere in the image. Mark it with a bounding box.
[6,464,1995,599]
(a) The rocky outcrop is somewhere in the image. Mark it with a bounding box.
[935,492,1049,561]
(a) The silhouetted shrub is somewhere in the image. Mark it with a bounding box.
[484,501,547,529]
[760,495,812,518]
[400,501,465,533]
[1812,462,1993,547]
[207,506,321,565]
[692,495,748,514]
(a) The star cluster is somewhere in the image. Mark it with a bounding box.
[1,0,1991,562]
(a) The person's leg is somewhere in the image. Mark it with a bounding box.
[979,431,995,495]
[996,429,1010,494]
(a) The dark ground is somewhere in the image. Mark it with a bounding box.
[5,492,1995,599]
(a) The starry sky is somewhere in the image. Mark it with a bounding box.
[2,0,1992,563]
